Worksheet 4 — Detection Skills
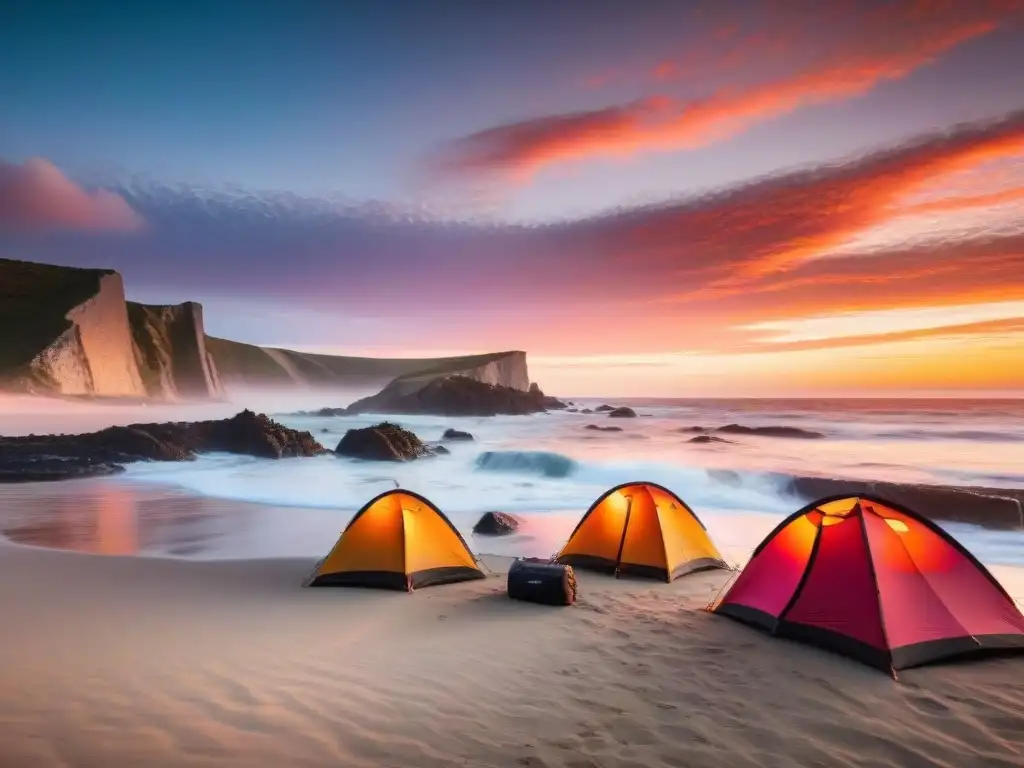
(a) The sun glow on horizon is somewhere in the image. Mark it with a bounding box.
[742,300,1024,344]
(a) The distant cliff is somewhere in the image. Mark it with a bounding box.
[206,338,531,393]
[128,302,225,401]
[0,258,146,397]
[0,258,538,401]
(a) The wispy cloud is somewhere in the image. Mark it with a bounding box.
[3,111,1023,361]
[0,158,144,233]
[427,1,1019,184]
[742,300,1024,344]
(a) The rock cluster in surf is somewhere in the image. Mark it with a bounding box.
[0,410,325,482]
[334,422,436,462]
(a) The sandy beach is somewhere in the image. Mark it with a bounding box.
[3,531,1024,768]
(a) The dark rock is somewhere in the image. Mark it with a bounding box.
[442,428,475,441]
[433,445,451,455]
[585,424,623,432]
[529,382,568,410]
[0,458,126,483]
[321,427,330,433]
[567,408,579,413]
[313,407,347,417]
[607,407,637,418]
[595,405,615,412]
[342,375,565,417]
[335,422,431,461]
[580,408,594,414]
[472,511,522,535]
[0,409,325,483]
[784,475,1024,530]
[715,424,824,439]
[688,435,732,444]
[677,426,709,433]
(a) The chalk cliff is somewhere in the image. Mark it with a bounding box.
[206,339,531,393]
[0,258,540,401]
[127,301,225,401]
[0,258,146,397]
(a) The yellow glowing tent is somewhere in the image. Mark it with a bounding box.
[306,489,486,591]
[555,482,728,581]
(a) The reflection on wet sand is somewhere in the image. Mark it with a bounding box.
[0,480,253,558]
[0,478,582,561]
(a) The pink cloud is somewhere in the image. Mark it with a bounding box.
[428,1,1021,184]
[0,158,144,233]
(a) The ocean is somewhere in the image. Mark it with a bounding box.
[1,396,1023,597]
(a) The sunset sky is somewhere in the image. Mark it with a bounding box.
[1,0,1023,397]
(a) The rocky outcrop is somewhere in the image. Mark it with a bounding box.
[334,422,434,461]
[680,425,825,439]
[715,424,824,439]
[128,301,224,401]
[472,512,521,536]
[0,259,146,397]
[530,382,567,410]
[607,407,637,418]
[0,410,326,482]
[342,375,563,417]
[784,476,1024,530]
[585,424,623,432]
[442,428,475,441]
[688,435,733,444]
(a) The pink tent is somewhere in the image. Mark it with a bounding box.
[712,495,1024,674]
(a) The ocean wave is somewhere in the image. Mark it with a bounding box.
[474,450,579,478]
[119,451,800,516]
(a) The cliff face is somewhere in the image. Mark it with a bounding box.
[0,259,146,397]
[0,257,539,402]
[206,339,531,393]
[128,301,225,401]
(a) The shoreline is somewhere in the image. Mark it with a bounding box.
[2,476,1023,579]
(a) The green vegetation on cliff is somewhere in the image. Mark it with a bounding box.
[0,258,111,386]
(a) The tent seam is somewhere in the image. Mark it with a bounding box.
[855,503,895,675]
[866,503,973,651]
[776,519,823,632]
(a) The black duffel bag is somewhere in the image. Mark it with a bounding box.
[507,558,577,606]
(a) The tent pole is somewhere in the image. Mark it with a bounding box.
[614,495,634,578]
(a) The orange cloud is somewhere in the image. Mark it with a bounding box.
[597,112,1024,301]
[0,158,144,233]
[429,2,1019,183]
[489,115,1024,356]
[898,185,1024,215]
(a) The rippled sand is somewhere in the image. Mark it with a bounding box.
[2,538,1024,767]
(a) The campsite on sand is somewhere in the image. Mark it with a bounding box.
[2,541,1024,768]
[3,483,1023,768]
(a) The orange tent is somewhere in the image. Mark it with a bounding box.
[555,482,728,581]
[306,489,485,591]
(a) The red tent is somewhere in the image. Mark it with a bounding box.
[712,495,1024,674]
